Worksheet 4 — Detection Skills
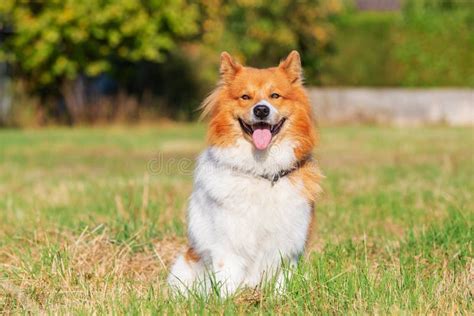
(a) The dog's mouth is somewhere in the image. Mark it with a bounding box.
[238,118,286,150]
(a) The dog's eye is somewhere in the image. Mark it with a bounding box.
[270,93,280,99]
[241,94,251,100]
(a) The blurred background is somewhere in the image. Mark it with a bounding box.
[0,2,472,312]
[0,0,472,127]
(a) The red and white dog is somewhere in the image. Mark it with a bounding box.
[168,51,322,295]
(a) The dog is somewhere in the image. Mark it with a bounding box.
[168,51,322,296]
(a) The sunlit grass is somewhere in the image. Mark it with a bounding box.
[0,124,472,313]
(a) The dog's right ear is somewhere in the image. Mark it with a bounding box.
[279,50,303,84]
[220,52,242,83]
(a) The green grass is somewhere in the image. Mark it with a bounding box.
[0,124,472,314]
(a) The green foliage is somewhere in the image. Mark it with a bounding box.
[403,0,474,12]
[193,0,343,84]
[0,0,198,87]
[395,0,474,86]
[3,1,342,122]
[0,0,472,125]
[321,0,474,86]
[320,12,399,86]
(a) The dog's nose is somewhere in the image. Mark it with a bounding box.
[253,105,270,119]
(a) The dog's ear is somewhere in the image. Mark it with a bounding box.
[220,52,242,83]
[279,50,303,84]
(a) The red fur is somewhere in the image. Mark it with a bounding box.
[202,51,318,161]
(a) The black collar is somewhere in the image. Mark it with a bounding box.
[259,156,311,185]
[208,150,311,186]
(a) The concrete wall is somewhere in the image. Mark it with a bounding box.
[309,88,474,126]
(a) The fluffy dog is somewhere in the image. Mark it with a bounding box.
[168,51,322,296]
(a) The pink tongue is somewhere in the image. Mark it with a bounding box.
[252,128,272,150]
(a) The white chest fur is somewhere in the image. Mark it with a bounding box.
[184,140,312,290]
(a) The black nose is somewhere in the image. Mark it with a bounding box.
[253,105,270,119]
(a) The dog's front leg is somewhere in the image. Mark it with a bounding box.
[211,249,245,297]
[273,256,298,294]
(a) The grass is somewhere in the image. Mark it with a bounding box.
[0,124,472,314]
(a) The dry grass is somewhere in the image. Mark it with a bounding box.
[0,125,472,314]
[1,226,188,313]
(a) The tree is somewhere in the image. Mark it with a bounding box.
[194,0,342,84]
[0,0,198,122]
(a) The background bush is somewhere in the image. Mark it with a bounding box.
[0,0,472,126]
[321,0,474,86]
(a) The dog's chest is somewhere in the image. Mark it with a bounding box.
[195,158,311,256]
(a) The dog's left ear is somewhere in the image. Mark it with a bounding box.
[279,50,303,84]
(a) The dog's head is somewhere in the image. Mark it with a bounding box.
[202,51,317,161]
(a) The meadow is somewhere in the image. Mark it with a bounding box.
[0,124,472,314]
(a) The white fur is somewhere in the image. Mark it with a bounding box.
[168,138,312,296]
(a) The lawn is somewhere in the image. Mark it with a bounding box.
[0,124,472,314]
